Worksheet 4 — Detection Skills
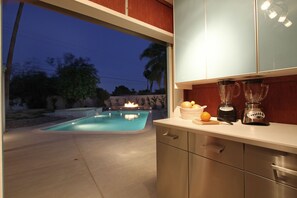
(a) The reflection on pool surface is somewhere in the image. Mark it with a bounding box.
[44,110,150,132]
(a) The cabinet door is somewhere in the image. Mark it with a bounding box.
[174,0,206,83]
[258,0,297,72]
[189,153,244,198]
[206,0,256,79]
[157,142,188,198]
[245,172,297,198]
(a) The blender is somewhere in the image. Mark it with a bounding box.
[242,79,269,125]
[217,80,240,122]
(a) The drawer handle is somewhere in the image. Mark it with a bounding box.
[162,132,179,140]
[271,163,297,177]
[202,144,225,154]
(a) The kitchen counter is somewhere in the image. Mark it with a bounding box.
[154,117,297,154]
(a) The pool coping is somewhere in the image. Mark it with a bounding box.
[38,110,153,135]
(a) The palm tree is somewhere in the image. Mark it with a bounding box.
[143,69,153,92]
[5,2,24,111]
[140,43,167,92]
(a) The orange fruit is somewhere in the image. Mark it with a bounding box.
[201,111,211,122]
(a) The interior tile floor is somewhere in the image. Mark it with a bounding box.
[3,122,157,198]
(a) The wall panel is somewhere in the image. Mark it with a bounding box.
[128,0,173,32]
[184,75,297,125]
[89,0,126,14]
[89,0,173,33]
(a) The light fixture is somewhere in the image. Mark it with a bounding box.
[283,19,292,27]
[278,14,287,22]
[261,0,272,10]
[268,9,278,19]
[277,5,288,23]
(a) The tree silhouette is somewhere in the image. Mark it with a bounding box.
[10,70,53,108]
[112,85,133,96]
[53,53,100,107]
[140,43,167,92]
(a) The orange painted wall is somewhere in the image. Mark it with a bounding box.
[128,0,173,32]
[89,0,126,14]
[184,75,297,125]
[89,0,173,33]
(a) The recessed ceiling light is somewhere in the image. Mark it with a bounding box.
[278,15,287,23]
[261,0,271,10]
[283,19,292,27]
[268,10,277,19]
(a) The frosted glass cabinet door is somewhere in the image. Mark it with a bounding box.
[258,0,297,72]
[174,0,206,83]
[206,0,256,79]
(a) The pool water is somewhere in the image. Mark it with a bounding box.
[44,110,150,132]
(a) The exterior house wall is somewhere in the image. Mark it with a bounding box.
[89,0,173,33]
[128,0,173,32]
[89,0,126,14]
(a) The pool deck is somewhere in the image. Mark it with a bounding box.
[3,112,162,198]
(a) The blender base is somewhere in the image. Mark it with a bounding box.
[241,119,270,126]
[241,104,269,126]
[217,105,237,122]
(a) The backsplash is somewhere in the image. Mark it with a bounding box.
[184,75,297,125]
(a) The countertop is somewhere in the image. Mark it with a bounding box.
[153,117,297,154]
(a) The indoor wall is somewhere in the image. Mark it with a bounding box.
[184,75,297,125]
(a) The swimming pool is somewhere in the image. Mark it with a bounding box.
[44,110,151,133]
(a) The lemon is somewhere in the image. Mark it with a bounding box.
[181,101,192,108]
[192,104,201,109]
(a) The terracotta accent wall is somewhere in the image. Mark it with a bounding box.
[184,75,297,125]
[89,0,173,33]
[89,0,126,14]
[128,0,173,32]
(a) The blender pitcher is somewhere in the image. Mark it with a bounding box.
[217,80,240,122]
[242,79,269,125]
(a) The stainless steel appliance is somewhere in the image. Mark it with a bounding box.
[242,79,269,125]
[217,80,240,122]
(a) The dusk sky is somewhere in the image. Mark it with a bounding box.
[2,2,155,93]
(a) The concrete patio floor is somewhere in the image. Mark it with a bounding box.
[3,121,157,198]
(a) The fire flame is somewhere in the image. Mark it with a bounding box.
[124,101,139,108]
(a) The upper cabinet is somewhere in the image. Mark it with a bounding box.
[257,0,297,72]
[206,0,256,79]
[174,0,256,85]
[174,0,206,83]
[174,0,297,87]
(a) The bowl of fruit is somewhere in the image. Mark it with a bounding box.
[180,101,207,120]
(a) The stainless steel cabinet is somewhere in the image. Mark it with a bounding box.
[245,172,297,198]
[156,127,188,198]
[189,154,244,198]
[245,145,297,198]
[188,133,244,198]
[156,126,297,198]
[188,133,244,168]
